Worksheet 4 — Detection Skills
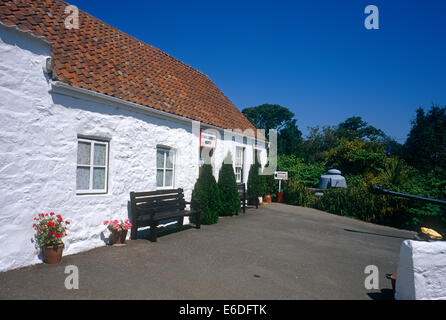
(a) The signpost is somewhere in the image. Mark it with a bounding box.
[274,171,288,203]
[274,171,288,192]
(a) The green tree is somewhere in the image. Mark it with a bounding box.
[325,138,386,175]
[191,164,221,225]
[278,119,303,155]
[300,126,339,163]
[217,153,241,216]
[242,104,295,136]
[277,155,326,187]
[242,104,303,155]
[337,116,385,141]
[404,105,446,172]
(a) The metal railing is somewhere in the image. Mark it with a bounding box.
[370,185,446,206]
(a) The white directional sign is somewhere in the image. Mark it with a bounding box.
[274,171,288,193]
[274,171,288,180]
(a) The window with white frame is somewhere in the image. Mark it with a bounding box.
[156,147,175,188]
[235,147,244,183]
[76,138,109,194]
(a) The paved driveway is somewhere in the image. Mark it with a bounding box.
[0,203,415,300]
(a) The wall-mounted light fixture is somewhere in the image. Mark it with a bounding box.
[43,57,54,74]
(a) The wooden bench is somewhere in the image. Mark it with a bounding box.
[130,188,200,242]
[237,183,259,213]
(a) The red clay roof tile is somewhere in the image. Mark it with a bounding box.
[0,0,261,137]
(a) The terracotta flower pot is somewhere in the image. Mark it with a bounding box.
[111,229,128,245]
[42,243,64,264]
[264,195,272,204]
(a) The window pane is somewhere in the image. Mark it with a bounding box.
[156,170,164,187]
[156,150,165,169]
[77,142,91,165]
[93,168,105,190]
[76,167,90,190]
[166,150,174,169]
[165,169,173,187]
[235,168,242,183]
[94,144,106,166]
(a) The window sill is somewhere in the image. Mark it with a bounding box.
[156,186,175,191]
[76,192,109,196]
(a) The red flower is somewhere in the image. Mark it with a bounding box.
[66,221,70,225]
[50,212,54,216]
[55,234,61,238]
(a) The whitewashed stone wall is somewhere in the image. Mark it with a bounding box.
[205,129,268,184]
[395,240,446,300]
[0,25,267,272]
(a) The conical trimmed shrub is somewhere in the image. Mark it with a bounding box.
[247,151,266,198]
[217,153,241,216]
[191,164,221,225]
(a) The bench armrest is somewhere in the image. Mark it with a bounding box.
[185,200,200,210]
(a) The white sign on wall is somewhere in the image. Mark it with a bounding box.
[200,130,217,149]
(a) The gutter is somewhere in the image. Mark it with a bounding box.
[49,81,266,143]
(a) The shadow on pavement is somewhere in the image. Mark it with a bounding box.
[344,229,410,240]
[367,289,395,300]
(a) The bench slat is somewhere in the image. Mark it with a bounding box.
[135,198,185,209]
[137,210,197,222]
[135,204,184,215]
[133,193,184,204]
[131,189,183,198]
[130,188,200,242]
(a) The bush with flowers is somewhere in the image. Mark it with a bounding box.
[33,213,70,247]
[104,219,132,233]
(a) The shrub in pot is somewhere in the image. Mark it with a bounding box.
[104,220,132,245]
[33,213,70,264]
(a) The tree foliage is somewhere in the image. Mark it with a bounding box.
[404,105,446,172]
[217,153,241,216]
[325,138,386,175]
[242,104,303,155]
[242,104,295,135]
[191,164,221,225]
[277,155,325,187]
[247,152,266,197]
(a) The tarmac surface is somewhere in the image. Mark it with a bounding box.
[0,203,415,300]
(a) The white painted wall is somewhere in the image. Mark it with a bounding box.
[0,25,267,272]
[395,240,446,300]
[203,128,268,185]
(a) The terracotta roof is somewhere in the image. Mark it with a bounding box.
[0,0,260,136]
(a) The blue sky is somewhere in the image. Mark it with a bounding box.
[68,0,446,142]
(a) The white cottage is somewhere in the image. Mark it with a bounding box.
[0,1,267,272]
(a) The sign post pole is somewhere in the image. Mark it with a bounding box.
[274,171,288,203]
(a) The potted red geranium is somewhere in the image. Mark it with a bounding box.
[104,219,132,245]
[33,213,70,264]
